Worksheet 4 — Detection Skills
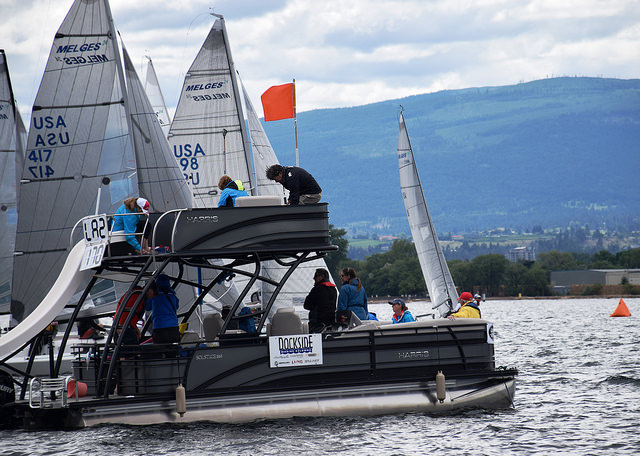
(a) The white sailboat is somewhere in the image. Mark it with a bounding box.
[10,0,192,325]
[169,15,332,313]
[168,14,254,208]
[143,56,171,138]
[397,111,458,317]
[0,50,26,321]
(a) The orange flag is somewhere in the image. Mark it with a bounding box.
[610,298,631,317]
[261,83,295,121]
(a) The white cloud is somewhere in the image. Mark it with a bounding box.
[2,0,639,116]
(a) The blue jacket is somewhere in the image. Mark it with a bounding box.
[392,310,415,324]
[337,279,368,320]
[146,275,179,330]
[218,181,248,207]
[111,204,142,250]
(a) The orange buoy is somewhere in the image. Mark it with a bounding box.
[610,298,631,317]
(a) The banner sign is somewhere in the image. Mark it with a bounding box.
[269,333,323,368]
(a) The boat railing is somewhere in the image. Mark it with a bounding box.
[69,211,150,249]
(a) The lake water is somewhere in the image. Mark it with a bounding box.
[1,298,639,455]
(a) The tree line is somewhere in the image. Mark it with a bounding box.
[324,227,640,298]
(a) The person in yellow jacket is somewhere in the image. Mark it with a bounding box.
[447,291,481,319]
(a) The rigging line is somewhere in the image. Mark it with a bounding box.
[54,32,109,38]
[32,99,123,111]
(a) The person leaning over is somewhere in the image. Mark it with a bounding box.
[303,268,337,333]
[389,298,415,324]
[337,267,368,320]
[447,291,481,319]
[145,274,180,344]
[265,164,321,205]
[217,175,248,207]
[110,197,151,255]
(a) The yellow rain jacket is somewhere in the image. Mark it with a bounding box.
[450,301,481,319]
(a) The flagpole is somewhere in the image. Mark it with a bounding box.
[293,79,298,167]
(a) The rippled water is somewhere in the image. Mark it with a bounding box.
[2,298,639,455]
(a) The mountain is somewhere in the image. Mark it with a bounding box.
[262,77,640,234]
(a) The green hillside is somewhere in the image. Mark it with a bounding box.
[262,77,640,234]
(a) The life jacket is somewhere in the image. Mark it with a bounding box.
[116,289,145,328]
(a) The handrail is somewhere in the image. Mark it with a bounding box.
[150,208,186,264]
[69,211,147,249]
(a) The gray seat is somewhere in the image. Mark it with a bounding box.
[203,313,224,340]
[235,195,282,207]
[180,331,201,344]
[269,307,307,336]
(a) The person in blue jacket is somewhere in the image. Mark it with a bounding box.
[389,298,415,324]
[337,267,368,320]
[110,197,151,255]
[217,175,248,207]
[145,274,180,344]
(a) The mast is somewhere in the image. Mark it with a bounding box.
[217,14,256,195]
[398,110,457,315]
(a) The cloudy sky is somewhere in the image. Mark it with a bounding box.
[2,0,639,117]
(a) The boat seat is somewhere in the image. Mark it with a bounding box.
[203,313,224,340]
[235,196,282,207]
[269,307,307,336]
[180,331,201,344]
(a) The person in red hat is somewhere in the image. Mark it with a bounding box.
[447,291,481,319]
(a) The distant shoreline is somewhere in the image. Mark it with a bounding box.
[368,295,635,304]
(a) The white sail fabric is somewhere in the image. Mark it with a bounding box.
[123,47,193,211]
[397,112,457,317]
[11,0,137,322]
[0,51,26,314]
[168,17,254,207]
[143,56,171,138]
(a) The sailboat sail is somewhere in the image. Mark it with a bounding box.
[123,47,192,210]
[143,56,171,138]
[0,50,26,314]
[397,111,457,317]
[11,0,138,322]
[168,16,254,208]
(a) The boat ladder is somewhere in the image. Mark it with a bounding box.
[28,376,73,409]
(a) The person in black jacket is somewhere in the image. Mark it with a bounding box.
[303,268,337,333]
[266,164,322,205]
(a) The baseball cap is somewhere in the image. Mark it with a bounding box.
[136,197,150,214]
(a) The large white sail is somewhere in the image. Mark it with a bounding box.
[143,56,171,138]
[123,47,192,211]
[168,15,254,207]
[11,0,137,322]
[397,111,457,317]
[0,50,26,315]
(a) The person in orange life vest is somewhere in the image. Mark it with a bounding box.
[389,298,415,324]
[114,286,146,345]
[447,291,481,319]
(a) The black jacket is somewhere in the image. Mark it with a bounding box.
[281,166,321,205]
[303,281,337,327]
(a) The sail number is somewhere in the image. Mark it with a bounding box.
[28,149,55,178]
[81,215,108,271]
[82,215,108,244]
